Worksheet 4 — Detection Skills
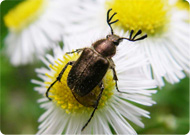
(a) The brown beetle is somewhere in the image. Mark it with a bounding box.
[46,8,147,131]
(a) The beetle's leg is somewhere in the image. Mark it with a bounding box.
[109,59,122,92]
[66,49,83,54]
[46,61,75,101]
[110,66,121,92]
[46,80,58,101]
[81,82,104,131]
[110,67,128,94]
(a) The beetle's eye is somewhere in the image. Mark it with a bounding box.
[113,41,119,46]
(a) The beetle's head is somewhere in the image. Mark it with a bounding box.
[93,9,148,58]
[106,34,123,46]
[92,35,122,58]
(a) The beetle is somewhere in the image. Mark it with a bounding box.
[46,8,147,131]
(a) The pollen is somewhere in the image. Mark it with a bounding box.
[106,0,171,36]
[45,52,115,114]
[175,0,189,10]
[4,0,47,32]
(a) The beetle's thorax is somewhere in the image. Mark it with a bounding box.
[92,34,122,58]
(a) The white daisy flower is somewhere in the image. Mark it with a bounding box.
[65,0,190,87]
[3,0,76,66]
[32,34,157,134]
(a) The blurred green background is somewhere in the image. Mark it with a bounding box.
[0,0,189,134]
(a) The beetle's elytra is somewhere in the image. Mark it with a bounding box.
[46,8,147,131]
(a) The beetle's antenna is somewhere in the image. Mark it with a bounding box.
[132,30,142,40]
[129,30,134,40]
[120,30,147,42]
[107,8,118,35]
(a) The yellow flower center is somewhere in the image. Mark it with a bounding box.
[4,0,47,32]
[106,0,171,36]
[45,52,115,114]
[175,0,189,10]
